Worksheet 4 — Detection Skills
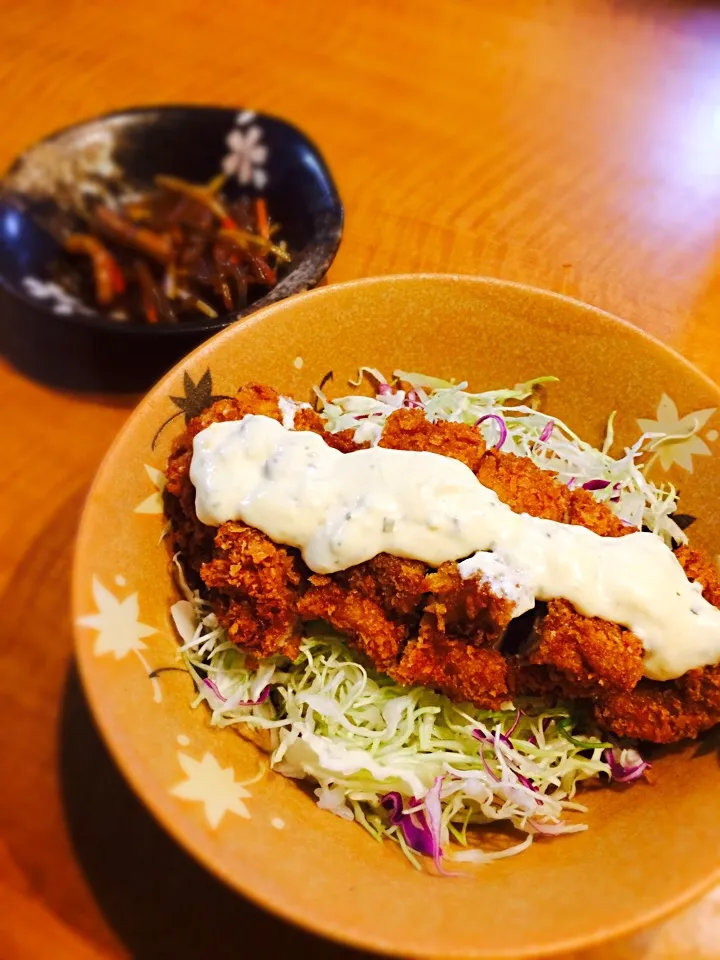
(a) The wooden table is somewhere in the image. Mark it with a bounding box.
[2,1,720,957]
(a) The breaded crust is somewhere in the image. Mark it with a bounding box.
[165,391,720,742]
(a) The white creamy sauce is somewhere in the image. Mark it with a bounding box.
[277,396,310,430]
[457,552,535,616]
[190,414,720,681]
[353,420,383,446]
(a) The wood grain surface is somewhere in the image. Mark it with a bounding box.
[2,1,720,957]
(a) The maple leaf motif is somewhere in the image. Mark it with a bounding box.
[170,751,252,828]
[638,394,716,473]
[170,370,222,421]
[134,464,166,514]
[671,513,696,531]
[76,576,156,660]
[151,369,227,449]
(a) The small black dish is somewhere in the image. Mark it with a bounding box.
[0,105,343,392]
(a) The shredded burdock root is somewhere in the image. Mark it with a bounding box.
[19,172,290,324]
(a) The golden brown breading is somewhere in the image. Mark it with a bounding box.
[588,548,720,742]
[200,521,304,658]
[322,427,368,454]
[298,579,406,669]
[593,682,715,743]
[292,405,334,436]
[403,566,518,704]
[512,659,720,745]
[187,382,283,441]
[529,598,644,693]
[679,664,720,714]
[422,562,516,645]
[164,381,720,744]
[567,488,633,538]
[664,548,720,723]
[346,554,428,618]
[476,450,571,521]
[676,545,720,608]
[297,555,428,669]
[523,550,720,741]
[379,407,486,472]
[508,660,568,698]
[164,384,325,656]
[393,627,510,708]
[163,489,215,576]
[512,482,639,700]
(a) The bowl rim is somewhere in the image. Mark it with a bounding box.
[0,103,344,337]
[72,273,720,958]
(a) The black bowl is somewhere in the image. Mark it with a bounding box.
[0,105,343,392]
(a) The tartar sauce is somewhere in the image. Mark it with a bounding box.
[190,414,720,681]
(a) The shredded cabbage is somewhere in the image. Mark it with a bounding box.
[168,369,669,870]
[172,588,611,867]
[172,594,613,869]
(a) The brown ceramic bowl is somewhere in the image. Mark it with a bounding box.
[73,275,720,959]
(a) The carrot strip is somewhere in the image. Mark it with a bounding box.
[255,197,270,240]
[249,255,276,285]
[64,234,117,305]
[135,260,160,323]
[110,260,126,295]
[94,206,173,262]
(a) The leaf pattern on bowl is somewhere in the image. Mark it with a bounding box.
[77,575,262,825]
[134,463,165,514]
[170,749,254,828]
[76,575,163,702]
[671,513,697,531]
[638,394,716,473]
[77,575,156,659]
[151,368,226,449]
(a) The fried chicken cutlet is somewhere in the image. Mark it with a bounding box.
[165,384,720,740]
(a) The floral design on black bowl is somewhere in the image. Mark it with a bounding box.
[0,105,343,392]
